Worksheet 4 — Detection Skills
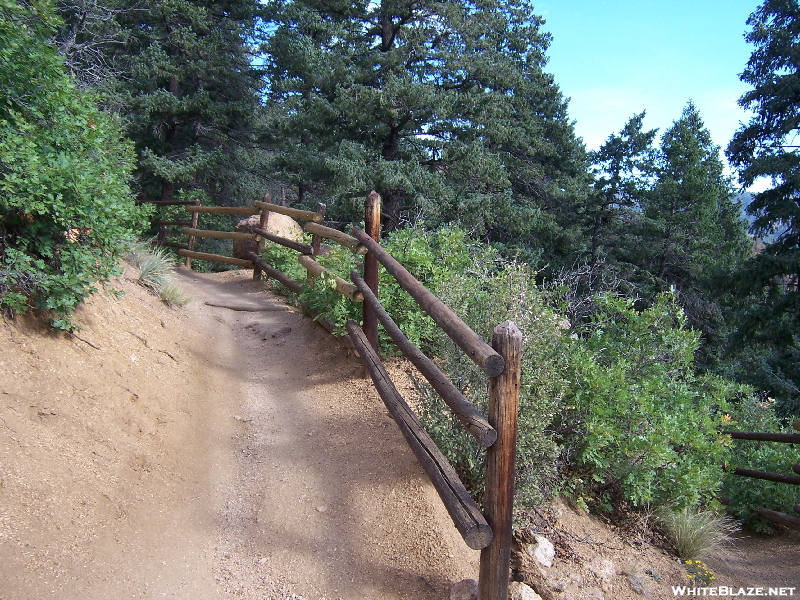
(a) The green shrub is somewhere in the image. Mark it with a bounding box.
[0,0,147,328]
[419,259,569,508]
[721,396,800,533]
[561,293,734,511]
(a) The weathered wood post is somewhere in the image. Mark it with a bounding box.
[363,191,381,351]
[185,198,200,269]
[253,193,272,280]
[478,321,522,600]
[311,202,326,257]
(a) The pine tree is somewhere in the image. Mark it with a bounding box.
[586,112,657,266]
[726,0,800,414]
[262,0,588,262]
[94,0,268,205]
[614,103,751,355]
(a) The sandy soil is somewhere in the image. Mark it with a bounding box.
[0,265,797,600]
[0,266,477,599]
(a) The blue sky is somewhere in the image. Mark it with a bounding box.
[536,1,760,156]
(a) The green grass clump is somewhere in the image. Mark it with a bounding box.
[126,242,190,307]
[658,507,738,561]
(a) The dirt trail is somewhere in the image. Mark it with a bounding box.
[0,266,477,600]
[2,265,799,600]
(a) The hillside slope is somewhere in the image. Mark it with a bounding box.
[0,265,478,599]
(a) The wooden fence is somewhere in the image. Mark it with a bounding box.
[153,191,522,600]
[723,419,800,531]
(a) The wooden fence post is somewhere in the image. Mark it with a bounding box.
[185,198,200,269]
[478,321,522,600]
[311,202,326,256]
[254,192,272,280]
[363,191,381,351]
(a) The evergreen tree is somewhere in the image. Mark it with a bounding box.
[263,0,588,262]
[586,112,657,266]
[92,0,268,205]
[726,0,800,414]
[619,104,751,351]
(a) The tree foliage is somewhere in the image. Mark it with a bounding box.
[263,0,588,264]
[0,0,145,327]
[726,0,800,415]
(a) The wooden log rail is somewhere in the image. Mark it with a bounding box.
[253,228,313,255]
[177,249,254,268]
[185,205,260,215]
[254,201,323,222]
[351,271,497,447]
[723,430,800,444]
[351,225,504,377]
[304,222,367,255]
[165,191,520,598]
[346,320,493,550]
[756,508,800,531]
[733,467,800,486]
[297,255,363,302]
[246,251,302,294]
[181,227,258,241]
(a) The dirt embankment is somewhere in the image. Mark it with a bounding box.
[0,266,478,599]
[0,265,798,600]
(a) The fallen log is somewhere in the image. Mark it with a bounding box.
[346,320,492,550]
[351,271,496,447]
[203,302,290,312]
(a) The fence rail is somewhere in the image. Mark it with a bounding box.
[147,191,522,599]
[727,421,800,531]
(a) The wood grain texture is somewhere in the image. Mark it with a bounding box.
[351,271,496,447]
[254,201,323,222]
[479,321,522,600]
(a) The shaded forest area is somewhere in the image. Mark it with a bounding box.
[1,0,799,532]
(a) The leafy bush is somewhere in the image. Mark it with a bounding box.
[0,0,146,328]
[560,293,735,511]
[721,396,800,533]
[419,259,570,508]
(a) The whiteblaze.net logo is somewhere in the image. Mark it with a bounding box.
[672,587,796,597]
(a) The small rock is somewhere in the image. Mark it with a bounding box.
[525,535,555,568]
[316,505,327,513]
[509,581,543,600]
[449,578,477,600]
[627,573,650,598]
[587,557,615,581]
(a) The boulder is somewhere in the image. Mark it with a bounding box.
[232,213,304,260]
